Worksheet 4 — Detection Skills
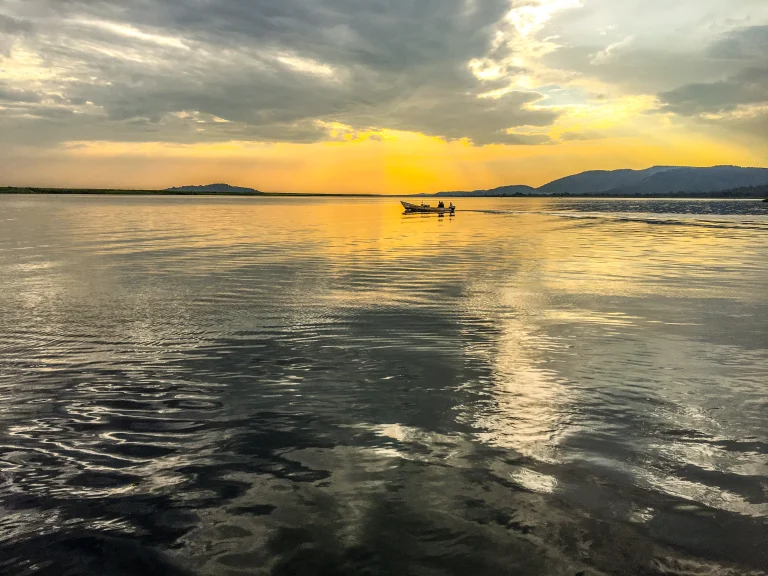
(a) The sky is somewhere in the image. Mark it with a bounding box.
[1,0,767,194]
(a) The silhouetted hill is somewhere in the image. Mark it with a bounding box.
[166,183,262,194]
[537,166,678,195]
[602,166,768,195]
[435,185,535,197]
[429,165,768,197]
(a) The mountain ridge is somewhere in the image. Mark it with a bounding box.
[428,165,768,197]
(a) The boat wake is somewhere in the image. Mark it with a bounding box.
[460,209,768,231]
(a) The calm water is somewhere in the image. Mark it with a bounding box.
[1,196,767,576]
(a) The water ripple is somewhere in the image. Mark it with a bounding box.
[0,196,766,575]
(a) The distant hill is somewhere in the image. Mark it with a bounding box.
[429,165,768,197]
[166,183,262,194]
[435,185,535,197]
[537,166,678,195]
[601,166,768,196]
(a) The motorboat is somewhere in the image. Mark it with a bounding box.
[401,201,456,215]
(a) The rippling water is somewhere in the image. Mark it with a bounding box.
[1,195,767,575]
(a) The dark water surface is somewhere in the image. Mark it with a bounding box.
[1,196,767,575]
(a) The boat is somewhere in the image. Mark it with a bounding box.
[401,201,456,215]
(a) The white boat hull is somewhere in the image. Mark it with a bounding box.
[401,201,455,214]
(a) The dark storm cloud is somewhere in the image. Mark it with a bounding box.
[0,0,558,146]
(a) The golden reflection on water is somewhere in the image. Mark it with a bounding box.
[43,195,765,268]
[5,195,768,478]
[15,197,768,377]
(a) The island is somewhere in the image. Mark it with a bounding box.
[165,184,263,195]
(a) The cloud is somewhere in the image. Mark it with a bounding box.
[707,25,768,61]
[543,44,733,94]
[0,13,33,56]
[590,35,635,65]
[538,3,768,94]
[0,0,561,147]
[709,106,768,142]
[1,0,767,154]
[654,25,768,144]
[657,67,768,116]
[560,129,604,141]
[0,13,32,34]
[0,83,41,104]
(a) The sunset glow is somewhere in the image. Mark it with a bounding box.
[1,0,767,192]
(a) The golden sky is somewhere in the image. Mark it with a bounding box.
[1,0,767,193]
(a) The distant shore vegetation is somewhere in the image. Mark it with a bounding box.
[3,165,768,199]
[1,186,766,199]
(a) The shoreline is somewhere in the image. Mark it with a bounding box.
[0,188,381,197]
[1,187,766,200]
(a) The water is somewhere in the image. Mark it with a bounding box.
[1,195,767,575]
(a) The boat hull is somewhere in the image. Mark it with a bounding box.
[401,201,455,214]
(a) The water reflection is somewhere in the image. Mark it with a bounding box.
[0,195,767,575]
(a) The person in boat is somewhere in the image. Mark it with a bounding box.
[438,201,445,208]
[449,202,454,210]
